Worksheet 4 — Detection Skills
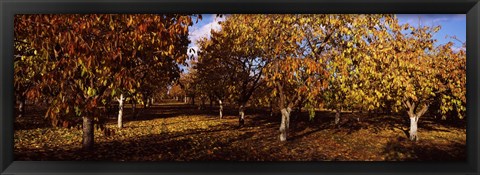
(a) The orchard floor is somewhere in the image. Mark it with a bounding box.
[14,102,466,161]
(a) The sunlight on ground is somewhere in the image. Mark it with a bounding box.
[14,105,466,161]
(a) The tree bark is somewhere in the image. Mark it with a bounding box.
[131,99,137,118]
[335,108,341,125]
[409,116,419,141]
[279,107,291,141]
[200,97,206,110]
[210,98,213,108]
[239,104,246,127]
[18,97,25,118]
[117,94,124,128]
[269,100,274,117]
[405,101,429,141]
[219,99,223,119]
[82,115,94,150]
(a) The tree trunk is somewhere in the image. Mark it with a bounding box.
[184,96,187,103]
[150,98,154,106]
[409,116,419,141]
[279,107,291,141]
[404,101,429,141]
[105,102,111,118]
[269,100,274,117]
[117,94,124,129]
[201,97,206,110]
[239,104,246,127]
[18,97,25,118]
[335,108,341,125]
[144,97,148,109]
[131,99,137,118]
[82,115,94,150]
[219,99,223,119]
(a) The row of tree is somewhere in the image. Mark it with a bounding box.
[14,14,465,151]
[182,14,465,141]
[14,14,199,150]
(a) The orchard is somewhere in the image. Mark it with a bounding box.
[14,14,466,161]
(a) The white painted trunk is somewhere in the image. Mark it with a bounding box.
[117,94,124,128]
[279,107,291,141]
[18,101,24,118]
[409,116,419,141]
[335,109,341,125]
[219,100,223,119]
[184,96,187,103]
[239,104,245,126]
[132,101,136,113]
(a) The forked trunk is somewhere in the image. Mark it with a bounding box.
[279,107,291,141]
[219,99,223,119]
[404,101,429,141]
[117,94,124,128]
[82,115,94,150]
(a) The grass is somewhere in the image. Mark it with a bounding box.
[14,103,466,161]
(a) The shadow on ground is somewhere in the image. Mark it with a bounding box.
[15,103,467,161]
[382,137,466,161]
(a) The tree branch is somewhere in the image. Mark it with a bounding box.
[416,104,429,120]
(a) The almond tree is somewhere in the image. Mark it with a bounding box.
[195,15,268,126]
[14,14,194,150]
[14,39,41,118]
[178,68,199,106]
[169,83,185,101]
[433,42,466,120]
[358,17,463,141]
[260,14,396,141]
[114,14,193,128]
[317,15,396,124]
[194,38,232,118]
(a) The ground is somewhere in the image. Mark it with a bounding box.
[14,102,466,161]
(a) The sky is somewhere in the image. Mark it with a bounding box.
[187,14,226,61]
[396,14,466,48]
[184,14,466,71]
